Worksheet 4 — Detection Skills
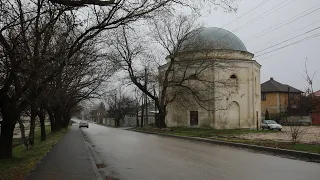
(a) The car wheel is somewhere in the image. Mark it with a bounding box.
[278,129,281,131]
[268,126,271,130]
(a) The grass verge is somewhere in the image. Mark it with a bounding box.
[216,137,320,154]
[0,126,69,180]
[135,126,277,138]
[133,127,320,154]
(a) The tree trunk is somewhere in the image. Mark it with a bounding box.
[54,108,62,131]
[62,110,71,128]
[140,106,144,128]
[28,108,37,146]
[18,119,28,148]
[115,117,120,127]
[158,108,167,128]
[136,109,139,127]
[47,109,56,133]
[38,108,46,141]
[0,121,15,159]
[0,101,17,159]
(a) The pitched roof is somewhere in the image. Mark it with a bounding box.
[314,90,320,96]
[261,78,303,93]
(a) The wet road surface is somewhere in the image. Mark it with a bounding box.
[79,122,320,180]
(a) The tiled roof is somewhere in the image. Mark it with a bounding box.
[261,78,303,93]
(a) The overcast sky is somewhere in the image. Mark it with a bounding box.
[199,0,320,91]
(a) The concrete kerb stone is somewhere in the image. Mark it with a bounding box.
[129,129,320,163]
[79,129,103,180]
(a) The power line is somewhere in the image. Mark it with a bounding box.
[257,49,288,61]
[228,2,320,51]
[255,32,320,57]
[202,0,272,47]
[253,5,320,39]
[255,26,320,54]
[213,0,296,49]
[232,0,296,33]
[221,0,271,28]
[251,18,320,46]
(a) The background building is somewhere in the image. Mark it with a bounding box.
[261,77,303,115]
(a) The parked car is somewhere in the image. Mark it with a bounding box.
[261,120,282,131]
[79,121,89,128]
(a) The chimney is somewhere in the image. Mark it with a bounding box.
[270,77,274,80]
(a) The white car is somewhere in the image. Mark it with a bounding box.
[79,121,89,128]
[261,120,282,131]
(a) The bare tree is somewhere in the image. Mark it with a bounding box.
[106,90,136,127]
[284,60,317,144]
[108,14,237,128]
[0,0,237,159]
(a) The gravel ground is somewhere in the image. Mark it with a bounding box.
[237,126,320,144]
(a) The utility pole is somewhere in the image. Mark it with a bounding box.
[114,91,117,126]
[287,86,290,115]
[144,67,148,126]
[134,88,139,127]
[153,85,158,126]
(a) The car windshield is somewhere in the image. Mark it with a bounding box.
[266,120,277,124]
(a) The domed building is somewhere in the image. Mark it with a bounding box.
[162,27,261,129]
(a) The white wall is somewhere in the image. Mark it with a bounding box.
[164,52,261,129]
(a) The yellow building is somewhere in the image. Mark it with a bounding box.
[261,78,303,115]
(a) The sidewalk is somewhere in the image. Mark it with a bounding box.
[25,125,98,180]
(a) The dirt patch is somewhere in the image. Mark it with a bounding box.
[235,126,320,144]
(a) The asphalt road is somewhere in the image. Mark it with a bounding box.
[79,121,320,180]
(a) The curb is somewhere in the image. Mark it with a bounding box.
[129,129,320,163]
[79,129,103,180]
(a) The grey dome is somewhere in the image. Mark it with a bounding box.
[181,27,247,52]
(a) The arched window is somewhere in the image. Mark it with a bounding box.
[230,74,237,79]
[229,74,238,93]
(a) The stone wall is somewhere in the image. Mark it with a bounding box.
[165,57,261,129]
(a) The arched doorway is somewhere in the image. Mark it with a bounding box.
[228,101,240,129]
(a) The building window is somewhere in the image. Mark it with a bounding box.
[229,74,238,93]
[261,93,266,101]
[230,74,237,79]
[289,93,295,99]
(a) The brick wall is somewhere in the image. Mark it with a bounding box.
[262,92,301,115]
[261,93,278,114]
[279,93,288,107]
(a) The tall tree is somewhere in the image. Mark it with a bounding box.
[0,0,237,159]
[108,14,236,128]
